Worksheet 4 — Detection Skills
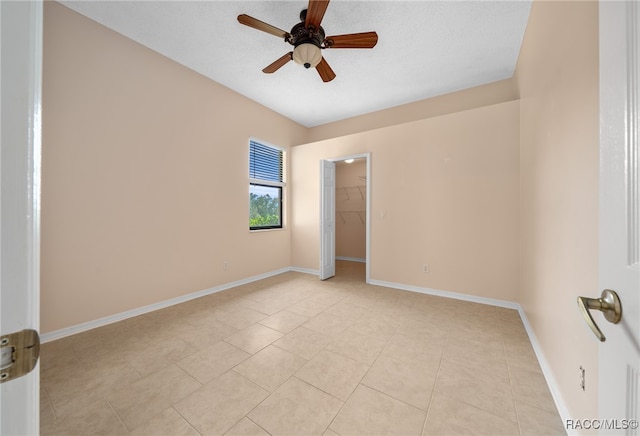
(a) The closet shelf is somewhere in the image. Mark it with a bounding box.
[336,185,366,201]
[337,211,365,225]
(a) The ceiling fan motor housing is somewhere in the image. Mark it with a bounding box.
[289,21,325,68]
[289,21,326,48]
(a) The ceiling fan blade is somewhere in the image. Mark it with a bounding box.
[316,57,336,82]
[237,14,289,39]
[263,52,293,74]
[305,0,330,29]
[324,31,378,49]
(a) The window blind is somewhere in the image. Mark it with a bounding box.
[249,140,283,182]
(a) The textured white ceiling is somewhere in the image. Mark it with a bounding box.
[60,1,532,127]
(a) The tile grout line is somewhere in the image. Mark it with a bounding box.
[304,295,391,434]
[420,323,450,436]
[294,375,350,434]
[40,387,59,422]
[429,310,524,430]
[501,316,526,436]
[322,320,410,434]
[245,416,273,436]
[103,394,130,433]
[170,406,203,436]
[227,357,338,433]
[229,297,365,434]
[227,355,308,431]
[40,265,560,435]
[426,306,525,430]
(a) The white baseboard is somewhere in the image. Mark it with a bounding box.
[41,267,291,343]
[367,278,520,309]
[516,307,573,435]
[368,278,570,432]
[336,256,366,263]
[289,266,319,276]
[40,266,571,432]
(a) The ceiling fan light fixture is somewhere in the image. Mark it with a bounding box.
[292,43,322,69]
[238,1,378,81]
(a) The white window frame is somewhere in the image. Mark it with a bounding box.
[249,138,286,231]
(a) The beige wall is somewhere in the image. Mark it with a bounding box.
[335,160,367,260]
[41,4,601,427]
[41,2,307,333]
[306,78,519,143]
[516,0,599,421]
[40,0,602,424]
[42,2,526,335]
[291,101,520,302]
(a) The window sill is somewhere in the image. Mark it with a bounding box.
[249,227,286,233]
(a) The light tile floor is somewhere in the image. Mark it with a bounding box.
[40,261,566,435]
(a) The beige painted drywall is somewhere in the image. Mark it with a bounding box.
[335,160,367,260]
[40,0,603,426]
[305,78,519,143]
[291,101,520,302]
[41,2,307,333]
[41,10,599,430]
[516,0,599,422]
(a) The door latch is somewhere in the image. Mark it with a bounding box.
[0,329,40,383]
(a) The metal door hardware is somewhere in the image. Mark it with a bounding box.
[0,329,40,383]
[577,289,622,342]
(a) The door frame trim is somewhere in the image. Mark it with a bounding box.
[319,153,371,283]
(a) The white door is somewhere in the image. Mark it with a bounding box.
[320,160,336,280]
[0,0,43,434]
[598,1,640,432]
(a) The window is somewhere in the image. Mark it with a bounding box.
[249,139,284,230]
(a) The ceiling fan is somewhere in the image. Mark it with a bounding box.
[237,0,378,82]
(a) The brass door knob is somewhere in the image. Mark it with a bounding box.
[577,289,622,342]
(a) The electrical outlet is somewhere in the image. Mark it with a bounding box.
[422,264,430,273]
[579,366,585,391]
[223,261,229,270]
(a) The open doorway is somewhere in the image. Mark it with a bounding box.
[319,153,370,283]
[335,158,367,281]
